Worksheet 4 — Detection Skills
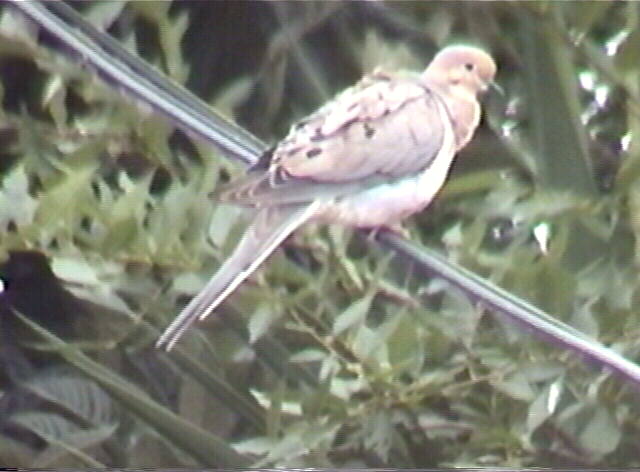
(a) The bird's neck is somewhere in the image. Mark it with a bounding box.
[446,93,480,151]
[424,79,481,151]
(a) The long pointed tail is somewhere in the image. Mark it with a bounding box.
[156,202,320,351]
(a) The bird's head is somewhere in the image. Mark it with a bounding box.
[423,45,497,97]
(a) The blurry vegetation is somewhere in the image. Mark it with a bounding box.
[0,0,639,467]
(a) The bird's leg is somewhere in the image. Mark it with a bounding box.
[384,222,411,238]
[366,223,410,242]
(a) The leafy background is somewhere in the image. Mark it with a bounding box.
[0,0,639,467]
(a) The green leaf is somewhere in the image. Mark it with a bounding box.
[248,302,279,343]
[290,348,327,363]
[386,311,425,376]
[51,256,101,285]
[526,379,563,434]
[83,0,127,30]
[519,6,596,195]
[100,173,152,253]
[208,204,244,248]
[17,312,250,467]
[32,425,116,468]
[492,371,536,402]
[163,338,267,431]
[519,361,565,383]
[352,324,387,364]
[578,406,621,456]
[362,410,393,462]
[42,75,68,129]
[35,163,98,230]
[332,292,374,335]
[614,28,640,74]
[0,165,38,230]
[0,7,39,47]
[21,369,116,426]
[10,412,84,443]
[9,413,110,467]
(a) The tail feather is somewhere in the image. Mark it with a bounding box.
[156,202,319,351]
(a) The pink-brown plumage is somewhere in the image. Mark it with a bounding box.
[157,45,497,350]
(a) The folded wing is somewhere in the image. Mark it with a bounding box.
[222,73,449,206]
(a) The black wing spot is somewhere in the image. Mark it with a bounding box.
[250,145,276,171]
[364,123,376,139]
[294,119,309,130]
[310,128,323,142]
[306,148,322,159]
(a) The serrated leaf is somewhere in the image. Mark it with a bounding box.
[332,293,374,335]
[433,285,480,348]
[10,412,79,442]
[22,370,116,426]
[387,311,424,376]
[35,164,98,229]
[101,173,152,252]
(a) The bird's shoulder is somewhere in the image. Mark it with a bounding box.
[274,69,441,177]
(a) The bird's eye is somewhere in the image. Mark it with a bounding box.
[464,63,475,71]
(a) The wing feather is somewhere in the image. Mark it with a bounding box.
[156,203,319,350]
[222,73,449,207]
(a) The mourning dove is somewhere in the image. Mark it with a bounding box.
[157,45,497,350]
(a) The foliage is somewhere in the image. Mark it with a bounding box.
[0,0,639,467]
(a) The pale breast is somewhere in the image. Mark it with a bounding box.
[315,100,457,228]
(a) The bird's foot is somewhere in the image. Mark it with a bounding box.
[384,223,411,239]
[367,223,410,242]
